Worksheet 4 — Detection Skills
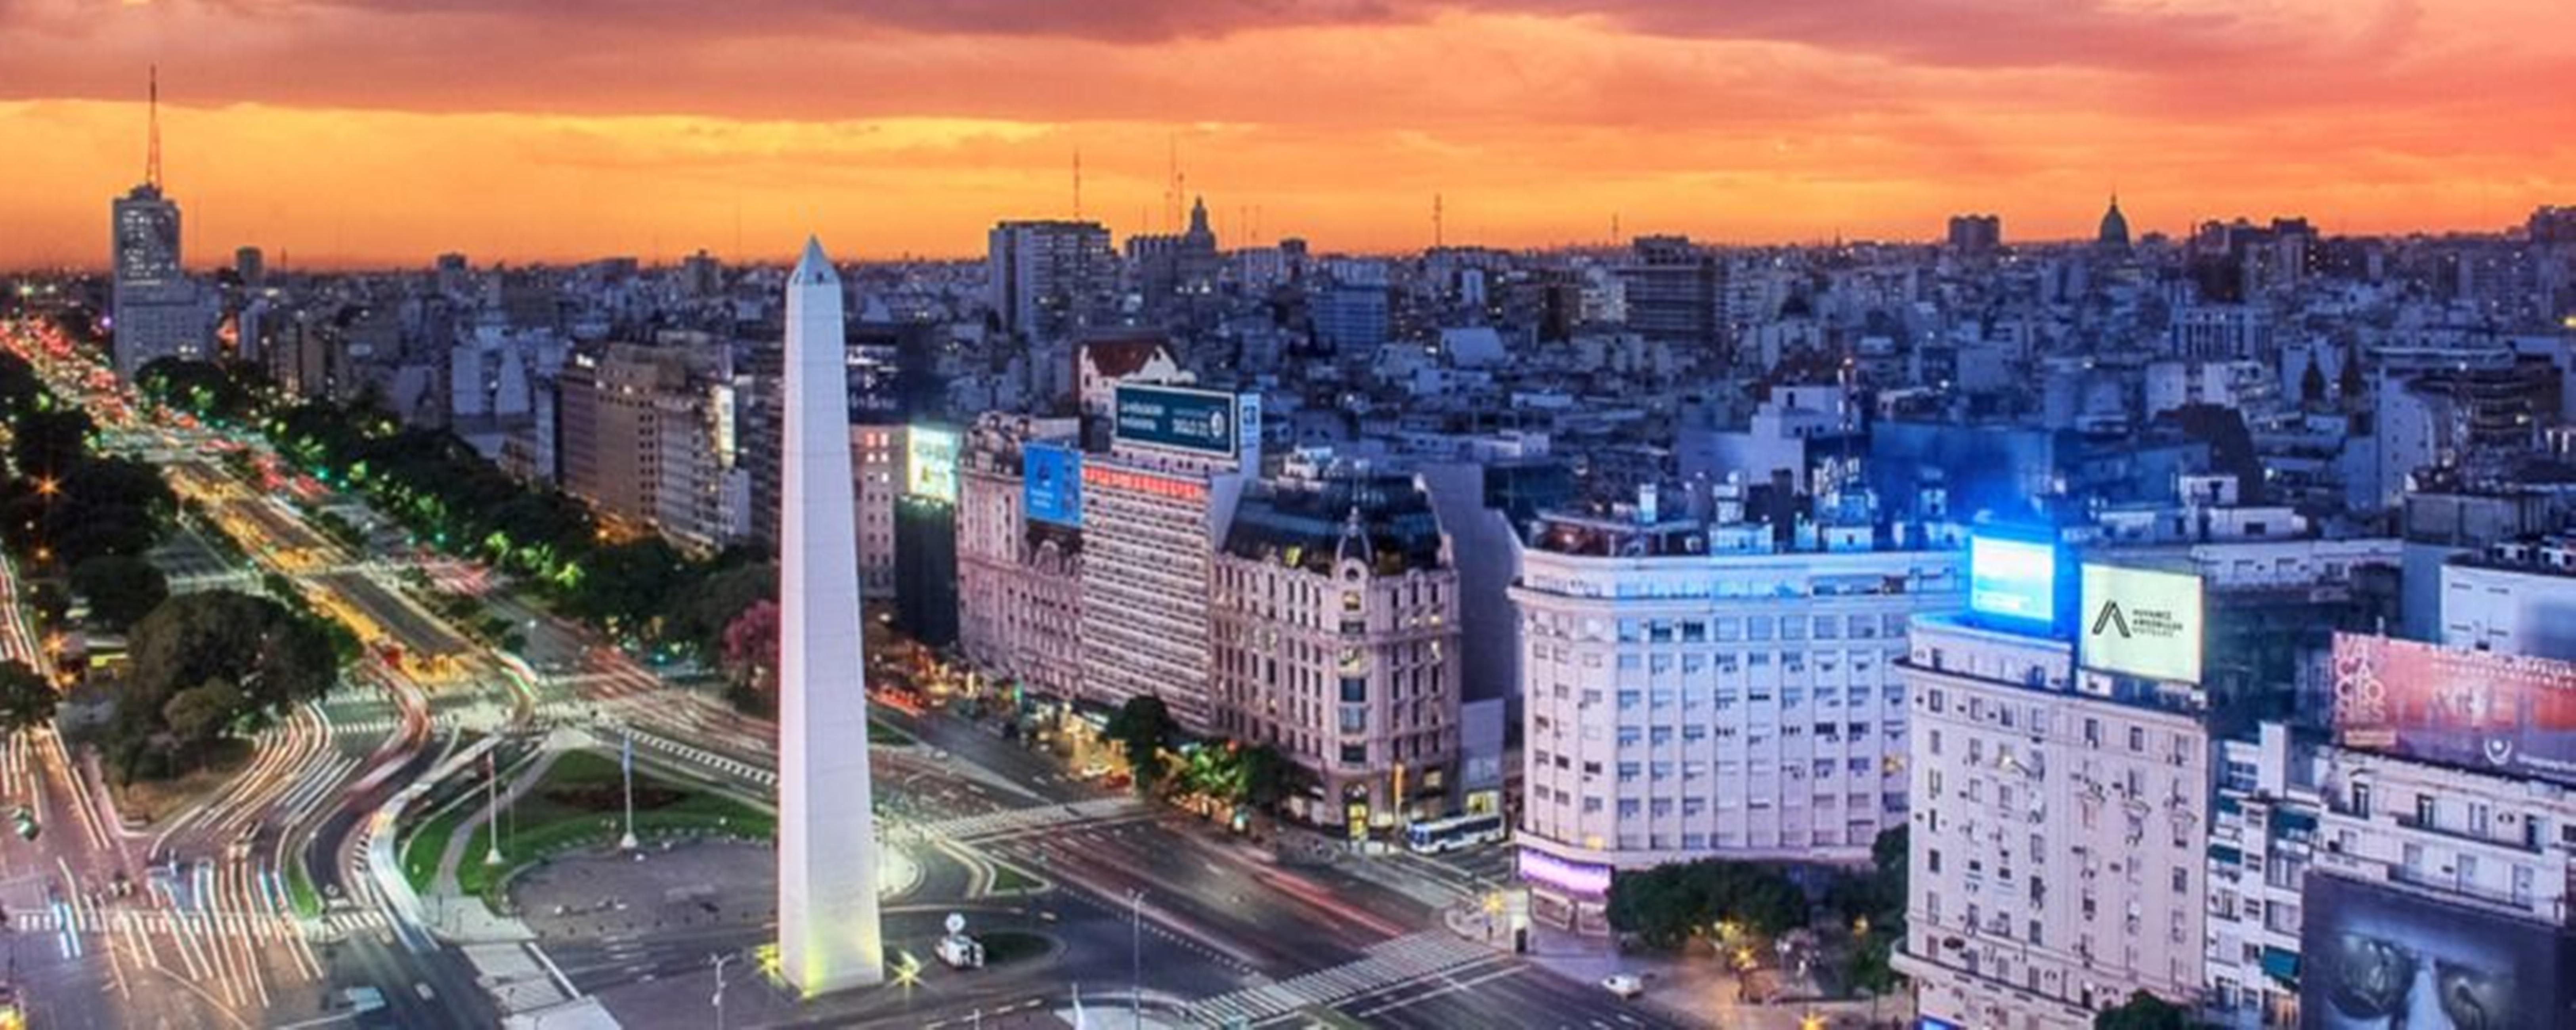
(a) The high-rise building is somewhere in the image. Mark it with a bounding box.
[1209,468,1462,833]
[1946,214,2003,254]
[233,245,264,286]
[1127,196,1221,325]
[775,238,884,995]
[1899,543,2214,1029]
[1616,235,1724,357]
[1513,494,1964,931]
[554,341,747,552]
[988,219,1112,343]
[110,184,209,379]
[1076,382,1258,731]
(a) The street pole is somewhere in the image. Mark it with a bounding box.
[711,952,733,1030]
[619,729,639,851]
[483,750,503,866]
[1130,889,1143,1030]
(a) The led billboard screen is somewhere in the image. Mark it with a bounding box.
[1114,383,1243,458]
[1022,442,1082,527]
[2331,633,2576,787]
[2079,564,2203,684]
[2301,872,2576,1029]
[1968,535,2059,629]
[905,425,959,503]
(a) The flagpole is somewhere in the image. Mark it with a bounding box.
[620,730,640,851]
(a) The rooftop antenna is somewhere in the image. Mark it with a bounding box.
[1611,212,1621,244]
[1433,193,1444,249]
[1072,149,1084,221]
[1164,135,1180,233]
[145,64,162,189]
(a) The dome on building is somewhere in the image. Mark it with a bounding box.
[2097,195,2131,249]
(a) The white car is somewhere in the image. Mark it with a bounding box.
[1601,973,1645,999]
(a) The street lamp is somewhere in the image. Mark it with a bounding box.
[1129,889,1145,1030]
[710,952,734,1030]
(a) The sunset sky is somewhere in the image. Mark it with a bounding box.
[2,0,2572,268]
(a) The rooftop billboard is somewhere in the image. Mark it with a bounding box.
[2331,633,2576,787]
[1968,534,2060,631]
[1113,383,1254,460]
[905,425,959,504]
[2080,563,2203,684]
[1022,442,1082,528]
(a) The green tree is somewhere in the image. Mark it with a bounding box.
[162,679,247,747]
[1607,859,1812,951]
[2095,990,2194,1030]
[1239,744,1299,810]
[10,406,94,481]
[70,554,169,632]
[0,660,58,733]
[1103,695,1180,794]
[111,591,340,781]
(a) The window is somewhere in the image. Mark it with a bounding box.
[1929,849,1943,873]
[1340,677,1366,703]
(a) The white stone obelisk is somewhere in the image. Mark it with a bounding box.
[777,237,884,994]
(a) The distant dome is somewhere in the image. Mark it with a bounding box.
[2097,195,2131,249]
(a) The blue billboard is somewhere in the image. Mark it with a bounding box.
[1114,384,1242,458]
[1023,442,1082,527]
[1968,534,2059,631]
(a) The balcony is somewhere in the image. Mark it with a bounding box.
[2393,813,2542,856]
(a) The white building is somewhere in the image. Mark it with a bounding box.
[1512,505,1964,931]
[1898,605,2213,1030]
[2440,536,2576,661]
[110,183,212,379]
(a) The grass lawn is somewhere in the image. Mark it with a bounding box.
[399,802,474,893]
[868,719,911,746]
[462,750,773,909]
[989,862,1041,895]
[285,858,322,918]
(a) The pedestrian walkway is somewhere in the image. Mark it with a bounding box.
[9,903,388,942]
[914,797,1145,842]
[1179,930,1499,1026]
[625,726,776,789]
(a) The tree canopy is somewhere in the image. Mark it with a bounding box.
[1104,695,1181,793]
[70,554,169,632]
[1606,858,1811,951]
[0,660,57,734]
[2095,990,2195,1030]
[107,590,341,782]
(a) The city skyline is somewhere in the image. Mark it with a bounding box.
[3,0,2574,267]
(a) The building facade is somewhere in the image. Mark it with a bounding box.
[1512,506,1965,931]
[1210,472,1462,831]
[1898,608,2214,1030]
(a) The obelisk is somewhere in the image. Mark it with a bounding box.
[777,237,884,994]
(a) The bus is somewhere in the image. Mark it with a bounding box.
[1405,812,1508,855]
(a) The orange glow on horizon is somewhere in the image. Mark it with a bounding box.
[0,0,2570,268]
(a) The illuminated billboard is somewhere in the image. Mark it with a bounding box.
[1022,442,1082,527]
[2301,871,2576,1029]
[905,425,959,503]
[1113,383,1254,459]
[2331,633,2576,787]
[2079,563,2203,684]
[1968,535,2059,630]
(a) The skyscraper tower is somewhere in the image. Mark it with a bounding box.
[111,65,206,380]
[776,237,886,995]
